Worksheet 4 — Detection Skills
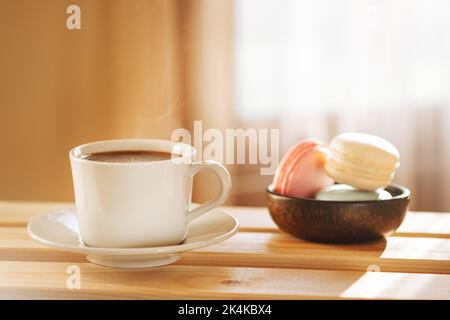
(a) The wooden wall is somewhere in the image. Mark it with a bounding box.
[0,0,184,200]
[179,0,236,204]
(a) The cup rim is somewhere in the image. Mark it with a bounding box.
[69,139,196,166]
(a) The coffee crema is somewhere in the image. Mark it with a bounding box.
[83,150,179,163]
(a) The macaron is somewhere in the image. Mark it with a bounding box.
[315,184,392,201]
[273,139,334,198]
[324,132,399,191]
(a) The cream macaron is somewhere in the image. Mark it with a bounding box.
[324,133,399,191]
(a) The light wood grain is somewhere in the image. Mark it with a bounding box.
[184,234,450,274]
[0,1,183,202]
[1,202,449,299]
[2,227,450,274]
[224,207,450,238]
[0,202,74,227]
[1,202,450,238]
[0,261,449,300]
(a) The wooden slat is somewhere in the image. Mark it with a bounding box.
[184,234,450,274]
[225,207,450,238]
[224,207,279,232]
[1,202,450,238]
[0,202,450,299]
[0,261,449,300]
[396,212,450,237]
[2,227,449,274]
[0,201,73,227]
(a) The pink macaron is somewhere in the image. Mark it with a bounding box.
[273,139,334,198]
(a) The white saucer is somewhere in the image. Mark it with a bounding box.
[27,208,238,268]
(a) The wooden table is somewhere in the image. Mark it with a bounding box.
[0,201,449,299]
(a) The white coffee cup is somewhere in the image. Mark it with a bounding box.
[69,139,231,248]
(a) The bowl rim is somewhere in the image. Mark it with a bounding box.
[267,183,411,204]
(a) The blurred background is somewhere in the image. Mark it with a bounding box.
[1,0,449,211]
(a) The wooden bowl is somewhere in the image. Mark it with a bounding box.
[266,184,411,243]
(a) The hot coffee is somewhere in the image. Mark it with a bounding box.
[84,150,178,163]
[70,139,231,249]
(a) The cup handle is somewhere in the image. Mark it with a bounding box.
[186,160,232,223]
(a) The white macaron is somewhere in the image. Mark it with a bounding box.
[324,132,400,191]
